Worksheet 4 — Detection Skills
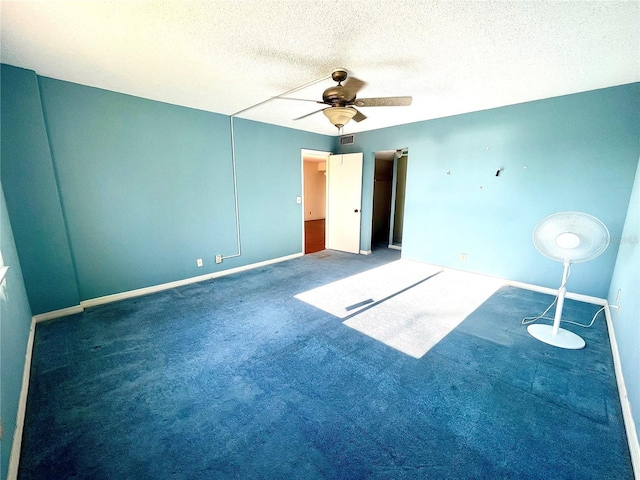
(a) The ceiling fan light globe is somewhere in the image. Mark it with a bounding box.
[323,107,356,128]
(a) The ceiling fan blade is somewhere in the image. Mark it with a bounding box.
[354,96,412,107]
[343,76,367,100]
[293,108,326,121]
[352,108,367,122]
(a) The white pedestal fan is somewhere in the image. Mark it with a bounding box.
[527,211,610,350]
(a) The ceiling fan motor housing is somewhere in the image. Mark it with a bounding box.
[322,85,355,107]
[323,68,356,106]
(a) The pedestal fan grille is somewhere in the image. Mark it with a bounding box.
[533,211,610,263]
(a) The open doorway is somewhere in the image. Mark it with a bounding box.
[302,150,330,254]
[372,149,408,250]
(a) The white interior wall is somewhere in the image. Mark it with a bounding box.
[304,161,326,221]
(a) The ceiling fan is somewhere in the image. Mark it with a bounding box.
[287,68,412,130]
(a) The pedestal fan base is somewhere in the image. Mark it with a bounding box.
[527,324,586,350]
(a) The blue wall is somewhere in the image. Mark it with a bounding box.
[608,158,640,438]
[38,76,239,301]
[339,84,640,298]
[1,66,333,312]
[0,185,33,480]
[0,66,80,314]
[233,118,335,265]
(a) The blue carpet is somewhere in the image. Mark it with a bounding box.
[18,249,633,479]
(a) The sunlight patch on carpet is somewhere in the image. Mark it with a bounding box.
[344,269,504,358]
[294,260,442,319]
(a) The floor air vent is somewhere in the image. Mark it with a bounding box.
[339,134,355,146]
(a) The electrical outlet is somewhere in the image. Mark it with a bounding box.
[215,255,223,264]
[460,253,467,261]
[196,258,203,267]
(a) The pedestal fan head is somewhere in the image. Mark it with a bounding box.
[533,211,610,264]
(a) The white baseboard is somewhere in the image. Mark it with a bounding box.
[434,265,606,306]
[388,244,402,251]
[32,253,306,319]
[33,305,84,323]
[7,317,36,480]
[80,252,304,309]
[359,250,372,255]
[504,279,606,306]
[604,301,640,478]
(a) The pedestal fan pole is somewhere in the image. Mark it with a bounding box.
[527,258,584,349]
[551,261,570,336]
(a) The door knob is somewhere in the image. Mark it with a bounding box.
[354,209,359,213]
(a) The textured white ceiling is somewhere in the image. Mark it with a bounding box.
[1,1,638,136]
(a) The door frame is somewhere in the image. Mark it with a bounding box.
[301,149,331,254]
[389,149,408,249]
[371,148,408,251]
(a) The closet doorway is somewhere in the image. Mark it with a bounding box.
[371,149,408,250]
